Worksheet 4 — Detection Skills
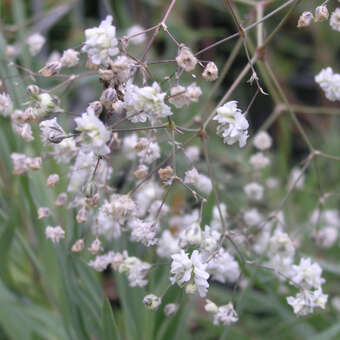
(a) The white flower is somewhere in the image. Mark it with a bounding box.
[330,8,340,32]
[176,46,197,72]
[313,226,338,248]
[45,225,65,244]
[268,230,295,258]
[127,25,146,44]
[202,62,218,81]
[82,15,118,65]
[11,153,29,175]
[53,138,78,163]
[119,256,151,287]
[253,131,272,150]
[315,67,340,102]
[170,250,193,287]
[39,117,65,145]
[191,250,210,297]
[213,101,249,147]
[287,288,328,316]
[60,49,79,68]
[168,85,190,108]
[14,123,34,142]
[75,108,111,155]
[93,208,121,240]
[89,251,117,271]
[129,218,159,246]
[184,146,200,162]
[200,225,221,256]
[157,230,181,258]
[164,303,178,316]
[244,182,264,201]
[124,82,172,124]
[103,194,136,224]
[213,303,238,325]
[27,33,45,55]
[291,258,325,289]
[250,152,270,169]
[186,83,202,102]
[136,138,160,164]
[143,294,161,311]
[179,222,202,248]
[184,168,212,195]
[46,174,59,187]
[110,56,136,85]
[122,133,138,160]
[0,92,13,117]
[207,249,240,284]
[243,208,263,228]
[205,300,219,313]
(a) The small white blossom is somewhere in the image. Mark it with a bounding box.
[89,251,117,271]
[119,255,151,287]
[179,222,202,248]
[46,174,60,187]
[129,218,159,246]
[315,67,340,101]
[45,225,65,244]
[103,194,136,224]
[60,49,79,68]
[37,207,51,219]
[205,300,219,313]
[168,85,190,108]
[184,168,212,195]
[0,92,13,117]
[297,11,314,28]
[176,46,197,72]
[157,230,181,258]
[127,25,146,44]
[184,146,200,162]
[82,15,119,65]
[213,101,249,147]
[75,108,111,155]
[143,294,161,311]
[330,8,340,32]
[202,62,218,81]
[213,303,238,326]
[291,258,325,289]
[313,226,338,248]
[191,250,210,297]
[27,33,45,55]
[244,182,264,201]
[11,153,29,175]
[164,303,178,316]
[136,138,160,164]
[243,208,263,228]
[253,131,272,150]
[250,152,270,169]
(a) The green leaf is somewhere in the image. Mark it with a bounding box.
[102,297,122,340]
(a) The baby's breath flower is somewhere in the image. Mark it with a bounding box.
[205,300,219,313]
[253,131,272,150]
[55,192,67,206]
[46,174,60,187]
[129,218,159,247]
[297,11,314,28]
[184,167,212,195]
[39,117,65,145]
[45,225,65,244]
[60,49,80,68]
[143,294,162,311]
[202,62,218,81]
[127,25,146,44]
[75,108,111,155]
[213,101,249,147]
[72,239,85,252]
[244,182,264,201]
[88,238,102,255]
[330,8,340,32]
[26,156,42,170]
[134,164,148,179]
[27,33,45,55]
[315,67,340,101]
[37,207,51,219]
[213,303,238,325]
[119,255,151,287]
[136,138,160,164]
[315,5,329,23]
[249,152,270,169]
[11,153,29,175]
[176,45,197,72]
[0,92,13,117]
[164,303,178,316]
[82,15,119,65]
[184,146,200,162]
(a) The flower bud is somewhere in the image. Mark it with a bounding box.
[39,61,62,77]
[143,294,162,311]
[202,62,218,81]
[297,11,314,28]
[88,101,103,116]
[76,206,88,223]
[205,299,219,313]
[46,174,60,187]
[88,238,102,255]
[27,85,40,99]
[179,222,202,248]
[98,69,114,81]
[37,207,51,219]
[164,303,178,316]
[26,157,42,170]
[315,5,329,23]
[55,192,67,207]
[185,283,197,295]
[134,164,148,179]
[176,45,197,72]
[72,239,84,252]
[158,166,173,182]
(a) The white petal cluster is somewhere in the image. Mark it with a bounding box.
[243,208,263,228]
[157,230,181,258]
[179,222,202,248]
[53,138,78,163]
[60,49,79,68]
[129,218,159,246]
[0,92,13,117]
[287,288,328,316]
[93,208,121,240]
[143,294,161,311]
[253,131,272,150]
[184,146,200,162]
[103,194,136,224]
[45,225,65,244]
[315,67,340,102]
[250,152,270,169]
[124,82,172,124]
[210,204,228,231]
[136,137,160,164]
[27,33,45,56]
[184,167,212,195]
[330,8,340,32]
[244,182,264,201]
[75,108,111,155]
[170,250,209,297]
[168,83,202,108]
[82,15,119,65]
[127,25,146,44]
[119,255,151,287]
[89,251,118,271]
[291,258,325,289]
[213,101,249,147]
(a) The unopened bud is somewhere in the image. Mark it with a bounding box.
[176,45,197,72]
[98,69,114,81]
[39,61,62,77]
[88,101,103,116]
[143,294,162,311]
[26,157,42,170]
[27,85,40,99]
[202,61,218,81]
[185,283,197,294]
[88,238,102,255]
[134,164,148,179]
[46,174,60,187]
[315,5,329,23]
[37,207,51,219]
[72,239,84,252]
[55,192,67,207]
[297,11,314,28]
[76,206,87,223]
[164,303,178,316]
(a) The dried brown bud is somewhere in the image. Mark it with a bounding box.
[202,62,218,81]
[39,62,62,77]
[176,45,197,72]
[158,166,174,181]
